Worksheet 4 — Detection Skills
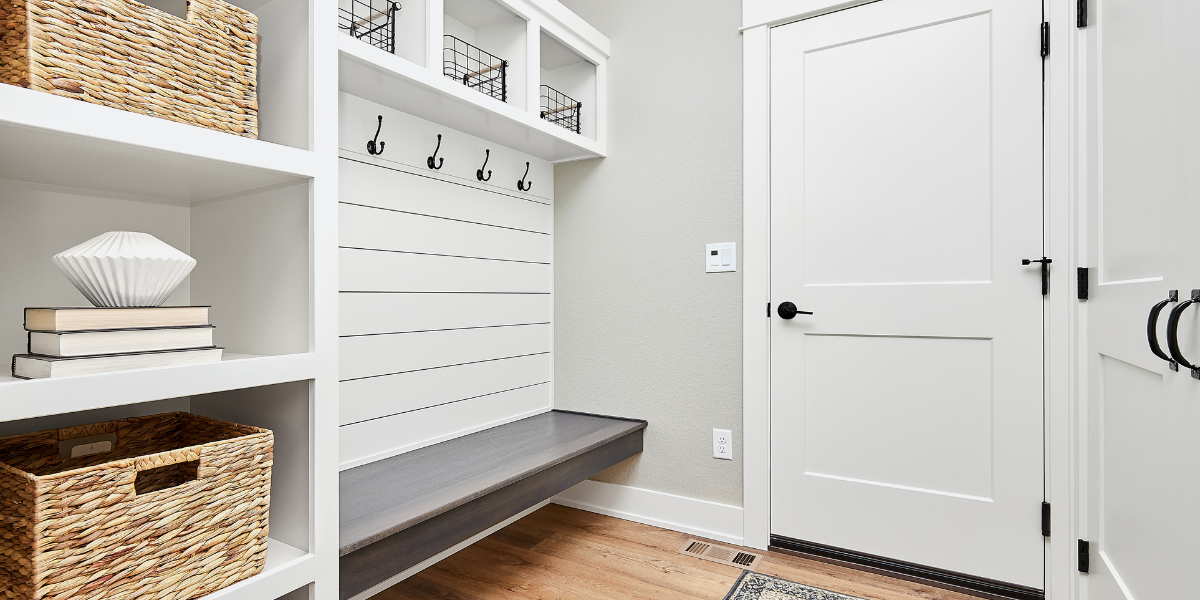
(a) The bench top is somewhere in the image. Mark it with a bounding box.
[339,409,646,555]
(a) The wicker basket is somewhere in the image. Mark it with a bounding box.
[0,412,273,600]
[0,0,259,137]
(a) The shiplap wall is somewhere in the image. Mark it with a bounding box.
[338,93,554,469]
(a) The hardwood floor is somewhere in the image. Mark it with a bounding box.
[372,504,982,600]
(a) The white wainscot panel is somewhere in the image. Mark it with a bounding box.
[339,293,551,336]
[340,383,551,468]
[802,14,991,286]
[339,203,550,263]
[340,248,550,292]
[340,323,551,380]
[339,352,551,425]
[339,158,551,233]
[803,334,993,500]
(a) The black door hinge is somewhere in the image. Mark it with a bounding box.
[1078,267,1089,300]
[1078,539,1090,572]
[767,302,771,317]
[1077,0,1088,28]
[1041,22,1050,58]
[1042,502,1052,537]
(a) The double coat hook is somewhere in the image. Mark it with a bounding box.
[477,149,492,181]
[427,134,444,169]
[517,162,533,192]
[367,115,385,155]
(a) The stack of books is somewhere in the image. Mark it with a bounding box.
[11,307,223,379]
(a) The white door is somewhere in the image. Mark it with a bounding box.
[769,0,1046,589]
[1081,0,1200,598]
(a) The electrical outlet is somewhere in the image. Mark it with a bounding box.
[713,429,733,460]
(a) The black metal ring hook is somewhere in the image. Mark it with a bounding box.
[1148,290,1178,370]
[427,134,444,169]
[477,149,492,181]
[367,115,385,156]
[517,162,533,191]
[1166,289,1200,379]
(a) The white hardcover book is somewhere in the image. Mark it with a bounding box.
[11,347,223,379]
[24,306,211,332]
[28,326,216,357]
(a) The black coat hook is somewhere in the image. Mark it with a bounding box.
[517,162,533,192]
[477,149,492,182]
[367,115,385,155]
[427,134,444,169]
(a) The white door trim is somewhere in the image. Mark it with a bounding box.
[1044,2,1080,600]
[741,22,771,552]
[742,0,879,32]
[740,2,1079,597]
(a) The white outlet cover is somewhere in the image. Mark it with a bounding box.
[713,428,733,460]
[706,243,736,273]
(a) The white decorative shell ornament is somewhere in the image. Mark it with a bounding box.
[52,232,197,308]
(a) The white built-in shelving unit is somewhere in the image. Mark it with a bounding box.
[0,0,604,596]
[338,0,608,163]
[0,0,339,593]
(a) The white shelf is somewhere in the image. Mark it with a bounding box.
[199,538,314,600]
[0,84,318,202]
[0,352,318,421]
[338,36,605,163]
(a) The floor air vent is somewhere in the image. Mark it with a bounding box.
[677,539,764,571]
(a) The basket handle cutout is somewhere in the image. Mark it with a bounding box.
[135,459,200,495]
[58,432,118,460]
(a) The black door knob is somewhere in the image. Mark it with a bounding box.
[777,301,813,320]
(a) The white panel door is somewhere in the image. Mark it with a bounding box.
[1082,1,1200,598]
[769,0,1045,588]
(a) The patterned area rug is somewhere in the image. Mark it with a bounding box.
[723,571,867,600]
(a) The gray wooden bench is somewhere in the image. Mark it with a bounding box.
[338,410,647,600]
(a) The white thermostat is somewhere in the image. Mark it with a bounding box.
[706,243,736,273]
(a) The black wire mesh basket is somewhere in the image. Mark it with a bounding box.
[339,0,399,54]
[444,35,507,102]
[540,84,581,134]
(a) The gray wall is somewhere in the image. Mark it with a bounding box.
[553,0,744,506]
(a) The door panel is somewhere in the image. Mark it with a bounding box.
[1084,1,1200,599]
[803,13,993,286]
[1097,356,1178,598]
[1097,0,1170,284]
[803,335,994,500]
[770,0,1044,588]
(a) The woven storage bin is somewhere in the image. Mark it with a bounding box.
[0,412,273,600]
[0,0,259,137]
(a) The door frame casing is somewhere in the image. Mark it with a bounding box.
[740,2,1079,599]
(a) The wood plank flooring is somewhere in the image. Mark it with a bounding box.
[371,504,982,600]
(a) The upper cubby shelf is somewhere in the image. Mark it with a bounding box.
[337,0,608,163]
[0,84,317,202]
[0,0,317,201]
[539,30,594,139]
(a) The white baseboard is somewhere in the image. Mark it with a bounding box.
[346,500,552,600]
[553,480,745,546]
